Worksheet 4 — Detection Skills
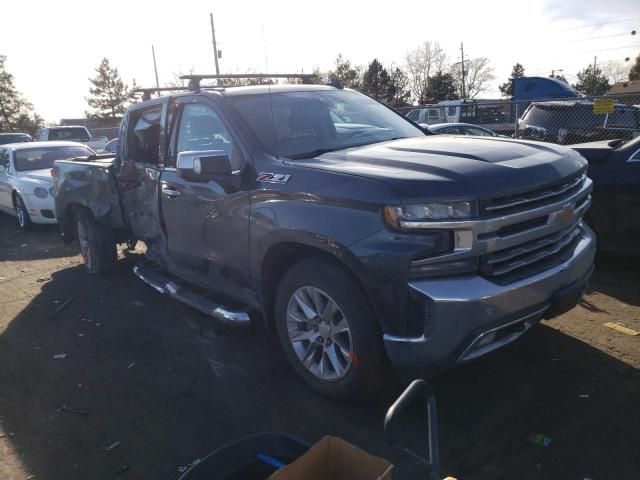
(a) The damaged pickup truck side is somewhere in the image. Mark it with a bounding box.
[53,80,595,399]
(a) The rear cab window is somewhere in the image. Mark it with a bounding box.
[48,127,90,141]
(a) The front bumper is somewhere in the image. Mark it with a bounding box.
[22,193,57,224]
[383,223,595,369]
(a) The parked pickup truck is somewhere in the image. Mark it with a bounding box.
[36,126,108,152]
[53,81,596,399]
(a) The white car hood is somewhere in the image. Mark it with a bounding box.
[21,169,53,183]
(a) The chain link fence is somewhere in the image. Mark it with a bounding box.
[400,92,640,145]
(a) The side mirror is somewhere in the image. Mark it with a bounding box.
[177,150,232,181]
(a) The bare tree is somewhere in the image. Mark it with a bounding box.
[451,57,495,99]
[601,60,631,84]
[405,41,448,104]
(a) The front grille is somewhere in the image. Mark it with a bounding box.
[483,172,585,216]
[481,224,582,284]
[412,173,591,286]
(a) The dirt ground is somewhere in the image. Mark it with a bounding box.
[0,214,638,480]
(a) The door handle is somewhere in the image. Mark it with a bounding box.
[162,187,181,198]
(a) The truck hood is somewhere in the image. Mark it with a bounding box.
[289,136,587,203]
[21,169,54,183]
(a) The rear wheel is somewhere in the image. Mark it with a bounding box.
[14,195,32,230]
[74,208,117,274]
[275,259,388,399]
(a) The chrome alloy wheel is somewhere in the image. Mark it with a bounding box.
[15,198,27,227]
[286,286,353,381]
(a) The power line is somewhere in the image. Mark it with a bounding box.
[559,16,640,32]
[575,44,639,54]
[568,31,637,43]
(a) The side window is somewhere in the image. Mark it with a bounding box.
[466,127,492,136]
[176,103,242,171]
[128,106,162,165]
[0,149,8,171]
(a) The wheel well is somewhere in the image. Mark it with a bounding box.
[260,243,371,332]
[62,203,92,243]
[11,190,18,206]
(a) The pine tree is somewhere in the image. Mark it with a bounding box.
[0,55,42,135]
[388,68,411,108]
[629,53,640,81]
[361,59,394,103]
[327,55,362,90]
[86,58,135,119]
[549,72,569,84]
[499,63,525,97]
[425,71,459,101]
[573,64,610,96]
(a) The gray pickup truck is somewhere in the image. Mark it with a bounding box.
[53,77,595,398]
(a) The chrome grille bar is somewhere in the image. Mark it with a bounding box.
[486,174,585,213]
[489,227,581,277]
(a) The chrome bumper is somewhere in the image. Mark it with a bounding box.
[383,223,595,368]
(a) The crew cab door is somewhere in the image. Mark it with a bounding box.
[117,101,167,257]
[159,97,253,301]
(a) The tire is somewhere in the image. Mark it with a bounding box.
[74,208,117,274]
[274,258,388,399]
[14,195,32,230]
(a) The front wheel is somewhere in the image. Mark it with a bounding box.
[275,259,389,399]
[74,208,117,274]
[14,195,32,230]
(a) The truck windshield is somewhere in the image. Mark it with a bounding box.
[14,146,93,171]
[227,89,424,159]
[48,127,90,141]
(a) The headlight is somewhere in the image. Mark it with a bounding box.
[384,201,472,229]
[34,187,48,198]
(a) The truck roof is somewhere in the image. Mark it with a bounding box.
[130,84,342,110]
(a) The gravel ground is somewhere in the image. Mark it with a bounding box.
[0,214,638,480]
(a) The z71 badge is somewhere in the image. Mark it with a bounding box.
[257,172,291,184]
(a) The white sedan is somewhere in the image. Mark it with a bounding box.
[0,141,95,229]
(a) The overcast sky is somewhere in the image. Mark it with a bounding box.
[2,0,638,122]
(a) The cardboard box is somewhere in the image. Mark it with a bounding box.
[268,436,393,480]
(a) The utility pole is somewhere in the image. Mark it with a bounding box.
[593,56,597,72]
[210,13,221,84]
[151,45,160,96]
[460,42,466,100]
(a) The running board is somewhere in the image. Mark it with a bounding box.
[133,265,251,326]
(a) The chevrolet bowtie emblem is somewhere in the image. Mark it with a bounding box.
[552,203,575,224]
